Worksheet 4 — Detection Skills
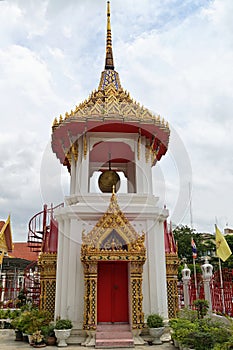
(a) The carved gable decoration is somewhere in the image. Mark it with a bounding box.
[81,192,146,262]
[0,216,13,252]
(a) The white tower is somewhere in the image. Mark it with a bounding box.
[51,1,170,345]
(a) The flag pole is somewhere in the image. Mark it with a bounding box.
[218,257,225,314]
[189,182,193,229]
[193,256,198,299]
[189,183,198,299]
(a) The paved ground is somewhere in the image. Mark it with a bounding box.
[0,331,176,349]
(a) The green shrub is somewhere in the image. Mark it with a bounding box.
[178,307,198,322]
[183,331,214,350]
[55,319,73,330]
[193,299,209,319]
[41,324,55,337]
[147,314,163,328]
[170,314,233,350]
[11,308,51,334]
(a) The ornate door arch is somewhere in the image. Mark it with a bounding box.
[81,192,146,331]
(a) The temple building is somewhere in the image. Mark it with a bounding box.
[47,1,178,346]
[0,215,13,265]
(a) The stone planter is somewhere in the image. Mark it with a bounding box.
[54,329,71,347]
[149,327,165,345]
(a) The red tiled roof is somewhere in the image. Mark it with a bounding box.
[8,242,38,261]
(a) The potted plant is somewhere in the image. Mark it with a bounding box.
[11,311,25,341]
[11,308,51,344]
[147,313,164,345]
[32,330,46,348]
[54,319,73,347]
[41,324,56,346]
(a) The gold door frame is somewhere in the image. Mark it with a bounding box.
[80,192,146,330]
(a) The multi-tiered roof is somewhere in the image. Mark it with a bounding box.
[51,1,170,169]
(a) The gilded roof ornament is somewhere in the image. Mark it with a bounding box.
[105,1,114,70]
[53,118,58,127]
[51,1,170,166]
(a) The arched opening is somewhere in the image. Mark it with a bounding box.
[89,140,136,193]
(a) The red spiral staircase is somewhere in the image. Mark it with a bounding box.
[25,203,63,305]
[24,260,40,307]
[27,203,63,253]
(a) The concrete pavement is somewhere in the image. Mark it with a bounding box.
[0,330,176,350]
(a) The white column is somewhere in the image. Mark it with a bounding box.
[70,154,76,195]
[67,219,81,323]
[145,219,168,318]
[141,140,153,194]
[75,138,82,195]
[55,219,64,319]
[135,140,153,195]
[74,226,85,328]
[59,218,71,319]
[127,162,135,193]
[76,137,89,194]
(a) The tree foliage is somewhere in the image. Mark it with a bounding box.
[173,225,233,270]
[173,225,215,264]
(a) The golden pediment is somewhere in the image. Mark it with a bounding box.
[81,192,146,262]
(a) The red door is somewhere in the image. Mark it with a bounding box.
[97,262,129,323]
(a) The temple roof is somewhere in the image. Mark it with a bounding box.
[8,242,38,261]
[0,215,13,253]
[51,1,170,168]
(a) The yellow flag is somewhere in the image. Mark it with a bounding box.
[215,225,232,262]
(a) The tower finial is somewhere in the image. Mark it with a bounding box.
[105,1,114,70]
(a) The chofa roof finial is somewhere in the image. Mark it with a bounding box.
[105,1,114,70]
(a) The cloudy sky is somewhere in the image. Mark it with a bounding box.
[0,0,232,241]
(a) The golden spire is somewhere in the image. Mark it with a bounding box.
[105,1,114,70]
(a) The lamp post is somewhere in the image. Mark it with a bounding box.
[201,257,213,313]
[182,263,191,308]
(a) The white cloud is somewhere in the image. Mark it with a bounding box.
[0,0,232,240]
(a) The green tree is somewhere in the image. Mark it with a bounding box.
[174,225,203,263]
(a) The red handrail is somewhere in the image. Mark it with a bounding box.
[27,203,63,252]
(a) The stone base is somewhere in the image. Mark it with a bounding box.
[67,328,86,345]
[132,329,146,345]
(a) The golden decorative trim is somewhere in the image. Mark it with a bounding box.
[166,252,180,319]
[81,193,146,256]
[137,129,141,161]
[71,141,79,162]
[83,133,87,159]
[38,253,57,318]
[81,193,146,331]
[130,262,144,329]
[52,84,170,136]
[66,151,71,164]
